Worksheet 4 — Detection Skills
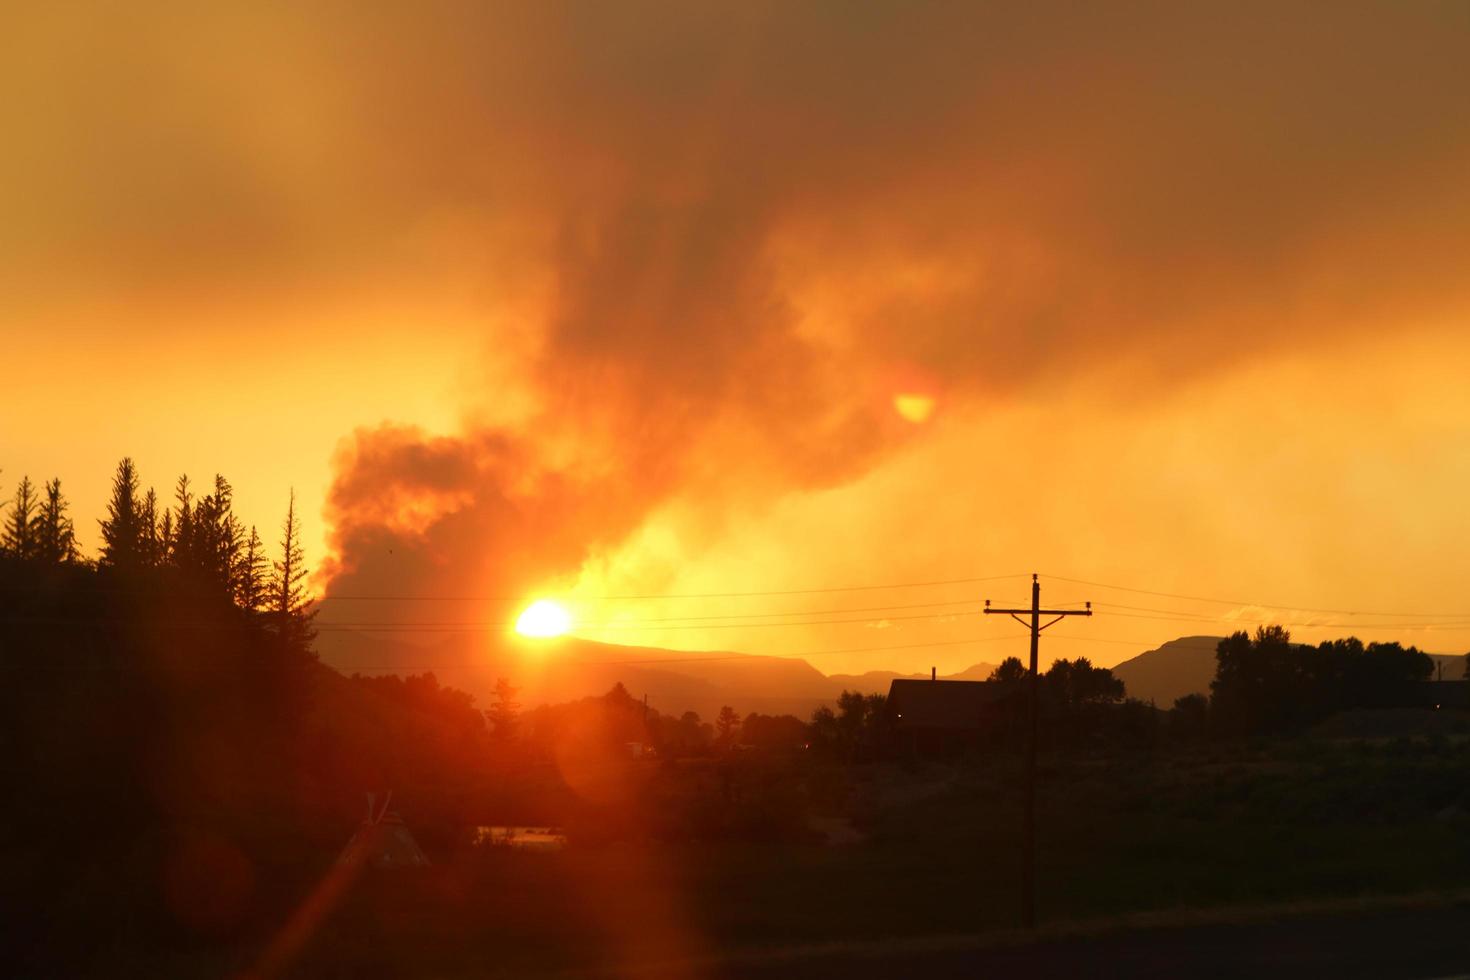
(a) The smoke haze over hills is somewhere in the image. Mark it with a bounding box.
[315,627,1000,721]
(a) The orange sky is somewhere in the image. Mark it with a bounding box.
[4,3,1470,673]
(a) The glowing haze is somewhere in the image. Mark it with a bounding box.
[5,3,1470,672]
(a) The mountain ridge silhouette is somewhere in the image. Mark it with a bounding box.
[315,628,999,719]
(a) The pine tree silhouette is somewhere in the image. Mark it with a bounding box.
[139,488,161,568]
[2,476,40,560]
[33,479,77,564]
[169,474,194,572]
[158,508,174,561]
[271,490,317,655]
[190,474,245,598]
[488,677,522,739]
[214,476,246,598]
[238,525,270,613]
[99,458,145,572]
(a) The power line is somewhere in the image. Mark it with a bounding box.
[315,572,1028,602]
[1089,602,1470,631]
[7,633,1030,673]
[0,606,989,633]
[0,595,1018,633]
[312,608,988,633]
[508,597,984,623]
[337,633,1030,671]
[311,598,982,628]
[16,598,1470,635]
[1046,632,1220,647]
[1046,573,1470,619]
[12,567,1469,621]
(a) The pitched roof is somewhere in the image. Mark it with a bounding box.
[887,678,1009,731]
[338,813,431,869]
[1422,679,1470,710]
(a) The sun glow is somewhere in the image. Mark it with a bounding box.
[515,599,573,638]
[893,393,936,423]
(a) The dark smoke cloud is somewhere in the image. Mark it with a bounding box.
[7,3,1469,600]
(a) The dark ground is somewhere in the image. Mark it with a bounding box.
[22,738,1470,978]
[599,900,1470,980]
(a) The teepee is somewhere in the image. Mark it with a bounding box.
[337,792,431,869]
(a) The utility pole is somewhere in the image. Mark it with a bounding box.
[984,574,1092,930]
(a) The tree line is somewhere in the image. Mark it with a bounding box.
[1,459,315,649]
[1,474,77,563]
[475,653,1136,765]
[1,456,335,960]
[1172,624,1447,737]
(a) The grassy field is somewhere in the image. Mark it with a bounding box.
[120,732,1470,978]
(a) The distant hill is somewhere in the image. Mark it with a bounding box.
[1109,636,1224,706]
[315,630,987,721]
[317,626,1469,721]
[1108,637,1467,707]
[825,662,1000,692]
[1427,654,1469,682]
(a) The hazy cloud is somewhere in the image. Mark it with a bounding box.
[7,2,1469,604]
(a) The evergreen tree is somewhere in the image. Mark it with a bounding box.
[181,474,245,598]
[715,705,741,746]
[98,459,145,571]
[237,525,269,613]
[169,475,194,571]
[211,475,245,598]
[2,476,40,560]
[139,488,160,568]
[487,677,521,739]
[33,479,77,564]
[158,509,174,562]
[188,485,217,584]
[270,490,316,654]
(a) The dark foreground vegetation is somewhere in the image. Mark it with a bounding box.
[2,461,1469,977]
[70,737,1470,978]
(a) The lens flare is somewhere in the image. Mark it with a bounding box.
[515,599,573,637]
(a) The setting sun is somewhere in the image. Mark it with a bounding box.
[515,599,573,638]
